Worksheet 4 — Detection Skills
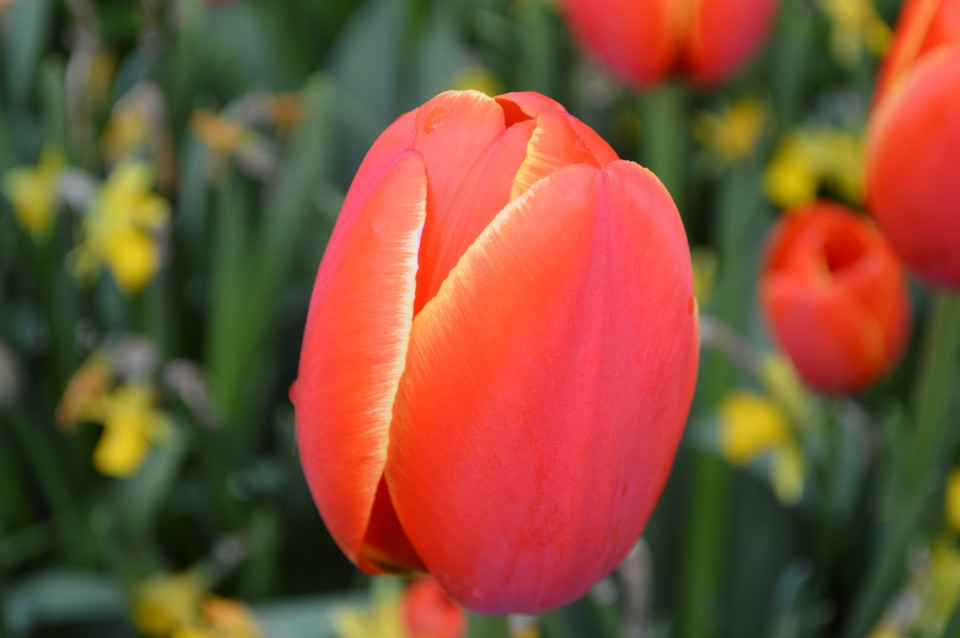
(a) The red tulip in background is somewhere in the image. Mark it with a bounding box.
[402,580,465,638]
[867,0,960,288]
[760,202,910,394]
[292,90,699,613]
[562,0,779,87]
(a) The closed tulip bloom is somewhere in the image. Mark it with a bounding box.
[292,91,699,613]
[867,0,960,288]
[562,0,779,88]
[760,203,910,394]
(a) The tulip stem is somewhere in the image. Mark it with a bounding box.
[640,82,689,216]
[842,291,960,638]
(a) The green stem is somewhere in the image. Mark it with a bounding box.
[680,158,767,638]
[842,292,960,638]
[640,82,689,217]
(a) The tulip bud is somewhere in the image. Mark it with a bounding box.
[561,0,779,88]
[760,202,910,394]
[293,91,699,613]
[867,0,960,288]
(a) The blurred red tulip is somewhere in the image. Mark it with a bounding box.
[561,0,779,88]
[292,90,699,613]
[760,202,910,394]
[402,580,465,638]
[867,0,960,288]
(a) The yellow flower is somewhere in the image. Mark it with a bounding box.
[171,597,262,638]
[133,570,208,638]
[758,354,813,430]
[809,130,865,204]
[764,129,866,209]
[267,92,303,137]
[924,539,960,633]
[332,578,406,638]
[102,102,150,163]
[203,597,261,638]
[718,391,805,505]
[868,624,905,638]
[763,134,819,208]
[56,354,112,430]
[450,66,503,97]
[190,111,253,158]
[945,469,960,535]
[72,161,169,293]
[819,0,892,67]
[718,391,791,465]
[1,148,64,238]
[770,443,805,506]
[694,97,767,164]
[86,383,170,477]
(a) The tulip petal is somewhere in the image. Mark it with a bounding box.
[508,111,609,201]
[762,276,886,393]
[387,161,698,613]
[873,0,960,105]
[868,48,960,288]
[561,0,680,87]
[295,150,427,572]
[413,117,536,313]
[683,0,777,85]
[497,92,619,168]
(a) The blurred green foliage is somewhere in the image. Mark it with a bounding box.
[0,0,958,637]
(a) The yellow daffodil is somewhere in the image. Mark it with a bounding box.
[925,539,960,633]
[171,597,262,638]
[819,0,892,67]
[71,161,169,293]
[758,354,814,430]
[267,92,303,137]
[201,597,261,638]
[1,148,64,238]
[764,129,865,209]
[333,578,406,638]
[190,110,277,180]
[190,111,253,158]
[945,469,960,535]
[56,354,112,430]
[718,391,790,465]
[694,97,767,164]
[763,134,820,208]
[868,624,905,638]
[134,570,209,638]
[86,382,171,477]
[718,390,805,505]
[102,102,151,164]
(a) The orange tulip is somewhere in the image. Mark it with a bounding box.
[867,0,960,288]
[561,0,779,88]
[292,91,699,613]
[760,202,910,394]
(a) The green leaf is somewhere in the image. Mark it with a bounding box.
[3,0,54,105]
